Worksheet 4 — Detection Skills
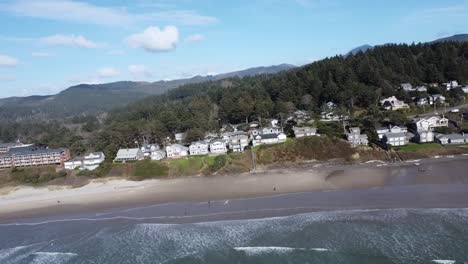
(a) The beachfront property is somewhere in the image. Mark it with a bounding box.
[228,134,250,153]
[0,145,71,169]
[251,129,287,147]
[378,126,408,146]
[65,152,105,170]
[380,96,410,111]
[150,150,166,161]
[141,144,160,158]
[346,127,369,146]
[293,126,318,138]
[252,127,281,135]
[435,133,468,145]
[209,138,228,154]
[0,142,34,154]
[189,141,210,156]
[114,148,144,162]
[412,116,449,131]
[166,144,189,159]
[411,116,449,143]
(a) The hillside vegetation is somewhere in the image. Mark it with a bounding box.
[1,42,468,159]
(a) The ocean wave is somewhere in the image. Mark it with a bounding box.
[234,246,302,255]
[30,252,78,264]
[234,246,330,256]
[432,260,456,264]
[0,245,29,260]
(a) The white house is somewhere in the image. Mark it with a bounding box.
[252,133,287,147]
[378,126,408,146]
[189,141,210,155]
[166,144,189,158]
[150,150,166,161]
[293,126,318,138]
[229,134,250,153]
[346,127,369,146]
[82,152,105,170]
[64,157,84,170]
[251,127,281,136]
[435,133,468,145]
[462,86,468,93]
[141,144,160,157]
[114,148,144,162]
[209,139,228,154]
[380,96,410,111]
[416,130,434,143]
[413,116,449,131]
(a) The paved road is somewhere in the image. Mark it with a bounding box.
[409,103,468,118]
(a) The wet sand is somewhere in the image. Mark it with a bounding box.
[1,156,468,224]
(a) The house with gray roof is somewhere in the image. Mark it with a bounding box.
[346,127,368,146]
[114,148,144,162]
[189,141,210,156]
[435,133,468,145]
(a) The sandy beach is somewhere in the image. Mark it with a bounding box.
[1,155,468,224]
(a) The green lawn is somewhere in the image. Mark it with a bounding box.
[396,143,442,152]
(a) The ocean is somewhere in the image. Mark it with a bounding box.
[1,208,467,264]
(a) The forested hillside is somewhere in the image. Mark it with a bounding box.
[0,64,295,122]
[1,42,468,158]
[92,42,468,157]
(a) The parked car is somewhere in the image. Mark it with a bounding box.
[450,109,460,113]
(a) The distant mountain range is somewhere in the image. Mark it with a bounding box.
[0,64,296,121]
[346,34,468,56]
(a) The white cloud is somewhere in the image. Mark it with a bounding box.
[0,54,18,66]
[143,10,218,25]
[127,26,179,52]
[5,0,132,27]
[3,0,218,26]
[128,64,153,78]
[97,67,119,78]
[41,34,100,48]
[185,34,205,43]
[32,52,51,57]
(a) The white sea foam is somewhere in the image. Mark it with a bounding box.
[432,260,456,264]
[310,248,330,252]
[234,246,330,255]
[234,246,300,255]
[30,252,78,264]
[0,245,29,260]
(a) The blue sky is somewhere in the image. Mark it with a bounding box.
[0,0,467,98]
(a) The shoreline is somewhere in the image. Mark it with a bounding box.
[1,154,468,224]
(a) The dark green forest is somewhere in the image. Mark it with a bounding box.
[2,41,468,158]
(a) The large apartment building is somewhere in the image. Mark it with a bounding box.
[0,146,71,169]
